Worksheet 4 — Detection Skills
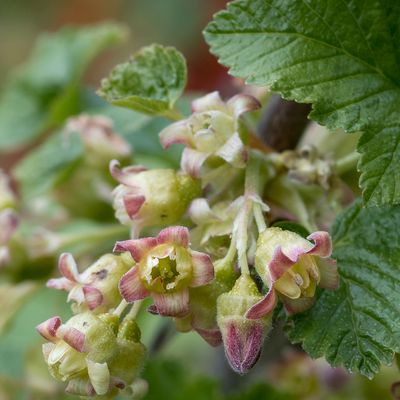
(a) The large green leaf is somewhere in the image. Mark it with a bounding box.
[0,23,126,150]
[204,0,400,206]
[98,44,187,118]
[286,201,400,378]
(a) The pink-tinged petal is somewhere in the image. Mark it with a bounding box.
[109,159,147,186]
[82,286,104,310]
[65,379,96,396]
[227,94,261,117]
[123,194,145,219]
[0,209,19,244]
[114,237,157,262]
[193,326,222,347]
[152,289,190,317]
[119,267,150,303]
[58,253,80,283]
[282,296,315,315]
[181,148,209,178]
[224,321,264,374]
[216,132,247,167]
[36,316,62,342]
[147,304,159,315]
[159,120,193,149]
[307,231,332,258]
[190,250,214,287]
[269,247,296,282]
[318,258,339,290]
[157,226,190,247]
[246,288,277,320]
[46,277,75,291]
[57,325,86,352]
[191,91,225,112]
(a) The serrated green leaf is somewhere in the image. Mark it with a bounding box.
[0,23,126,150]
[204,0,400,206]
[98,44,187,118]
[14,131,83,199]
[286,200,400,378]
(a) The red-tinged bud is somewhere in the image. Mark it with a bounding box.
[47,253,131,313]
[217,275,272,374]
[110,161,201,231]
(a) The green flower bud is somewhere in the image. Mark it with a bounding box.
[111,161,201,230]
[217,275,271,374]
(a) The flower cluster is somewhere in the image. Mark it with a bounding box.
[38,90,342,398]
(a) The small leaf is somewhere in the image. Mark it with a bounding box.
[98,44,187,118]
[204,0,400,206]
[14,131,83,199]
[286,200,400,378]
[0,23,126,150]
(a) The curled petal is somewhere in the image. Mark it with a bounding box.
[114,237,157,262]
[82,286,104,310]
[190,250,214,287]
[227,94,261,117]
[191,91,225,112]
[269,247,296,282]
[86,359,110,396]
[225,321,263,375]
[318,258,339,290]
[123,194,146,219]
[193,326,222,347]
[152,289,189,317]
[58,253,80,283]
[119,267,150,303]
[246,288,277,320]
[36,316,62,342]
[111,377,126,390]
[159,120,193,149]
[307,231,332,258]
[56,325,86,352]
[46,277,75,291]
[157,226,190,248]
[181,148,209,178]
[216,132,247,167]
[109,159,147,186]
[0,209,19,245]
[282,296,315,315]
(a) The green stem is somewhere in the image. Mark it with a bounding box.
[335,151,360,175]
[113,299,129,316]
[125,300,143,320]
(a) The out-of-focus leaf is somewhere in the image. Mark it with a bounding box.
[13,131,83,199]
[226,383,295,400]
[143,358,222,400]
[0,23,126,150]
[98,44,187,118]
[0,282,38,334]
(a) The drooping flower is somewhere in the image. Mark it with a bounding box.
[115,226,214,317]
[37,312,146,397]
[247,227,338,319]
[65,114,131,165]
[217,274,272,374]
[110,161,201,232]
[159,91,260,177]
[47,253,131,313]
